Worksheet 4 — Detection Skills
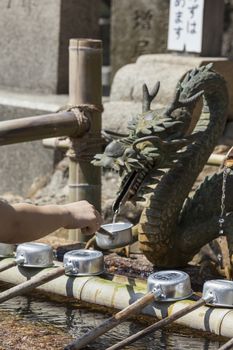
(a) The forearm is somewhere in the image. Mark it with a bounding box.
[0,200,101,244]
[0,202,68,244]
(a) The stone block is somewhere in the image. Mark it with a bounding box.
[0,0,99,94]
[109,55,233,132]
[111,0,169,77]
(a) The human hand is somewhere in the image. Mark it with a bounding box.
[62,200,103,235]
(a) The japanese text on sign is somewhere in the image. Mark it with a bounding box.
[167,0,204,53]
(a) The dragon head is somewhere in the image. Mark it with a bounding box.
[92,71,204,211]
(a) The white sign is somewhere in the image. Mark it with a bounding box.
[167,0,205,53]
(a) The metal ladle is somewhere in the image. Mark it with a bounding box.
[105,279,233,350]
[0,242,53,273]
[97,226,114,238]
[64,270,193,350]
[0,243,28,273]
[96,222,133,249]
[0,249,104,305]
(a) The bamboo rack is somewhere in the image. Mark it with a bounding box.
[0,259,233,339]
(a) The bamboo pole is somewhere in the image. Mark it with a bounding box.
[0,111,89,145]
[105,298,210,350]
[64,291,156,350]
[68,39,102,242]
[42,137,70,149]
[207,153,225,166]
[218,338,233,350]
[0,266,65,304]
[0,260,16,273]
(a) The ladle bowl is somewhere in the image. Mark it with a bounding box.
[203,279,233,308]
[147,270,193,301]
[63,249,104,276]
[0,243,15,258]
[96,222,133,249]
[15,242,54,268]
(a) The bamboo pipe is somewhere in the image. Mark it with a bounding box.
[106,296,213,350]
[207,154,225,166]
[218,338,233,350]
[0,111,89,146]
[0,266,65,304]
[64,291,158,350]
[68,39,102,242]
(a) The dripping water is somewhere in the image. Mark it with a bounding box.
[219,167,228,234]
[219,146,233,234]
[219,166,231,235]
[112,210,119,224]
[111,208,119,232]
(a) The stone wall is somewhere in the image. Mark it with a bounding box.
[111,0,233,78]
[0,0,100,195]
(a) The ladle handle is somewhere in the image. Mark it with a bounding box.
[218,338,233,350]
[112,170,138,213]
[97,226,113,237]
[64,291,155,350]
[0,260,16,273]
[223,146,233,168]
[0,266,65,304]
[106,297,207,350]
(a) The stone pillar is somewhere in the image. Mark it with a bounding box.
[0,0,100,94]
[0,0,100,196]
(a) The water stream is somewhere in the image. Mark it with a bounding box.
[0,291,226,349]
[219,166,230,235]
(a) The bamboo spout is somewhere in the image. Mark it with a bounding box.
[0,110,89,146]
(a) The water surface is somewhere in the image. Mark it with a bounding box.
[0,293,226,349]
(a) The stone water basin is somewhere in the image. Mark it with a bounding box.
[0,289,227,350]
[0,248,229,349]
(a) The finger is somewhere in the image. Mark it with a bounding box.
[81,227,93,236]
[95,210,103,225]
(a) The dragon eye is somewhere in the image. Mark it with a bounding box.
[144,112,154,121]
[105,141,125,157]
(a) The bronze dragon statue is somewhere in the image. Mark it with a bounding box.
[93,64,233,268]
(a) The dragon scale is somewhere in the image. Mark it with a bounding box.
[93,65,231,267]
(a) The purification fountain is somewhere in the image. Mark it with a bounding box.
[93,64,233,269]
[1,59,233,348]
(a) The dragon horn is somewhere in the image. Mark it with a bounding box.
[142,81,160,112]
[179,90,204,105]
